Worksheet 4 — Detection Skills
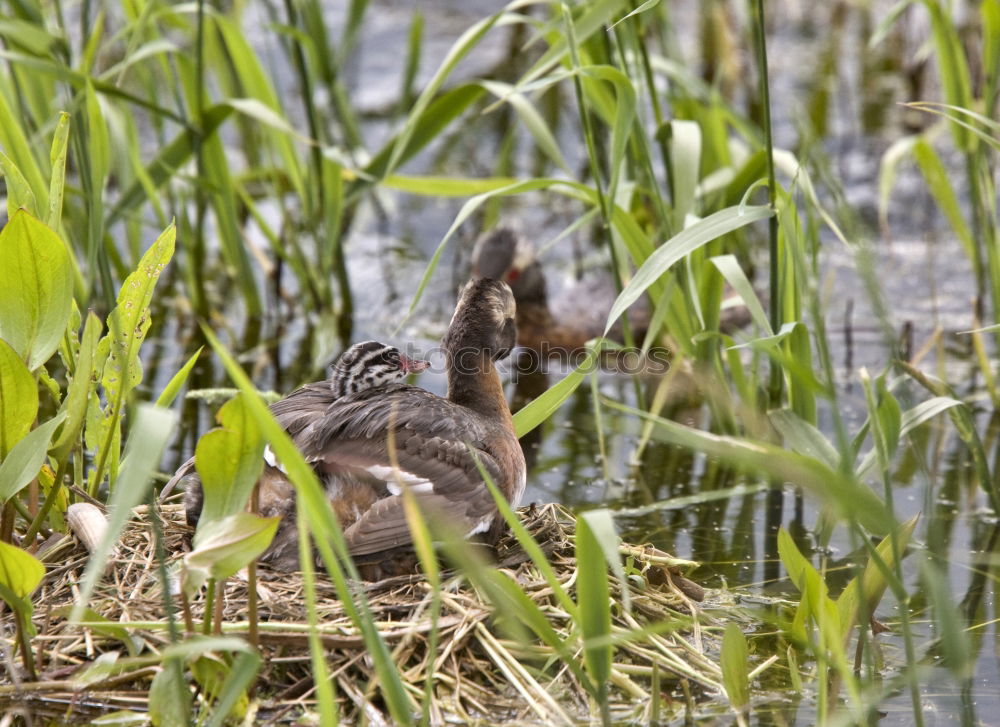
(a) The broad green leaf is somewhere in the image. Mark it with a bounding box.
[778,527,841,647]
[875,386,903,466]
[193,651,258,727]
[0,338,38,458]
[155,636,260,727]
[721,623,749,711]
[148,658,191,727]
[0,151,37,216]
[195,394,265,526]
[836,515,918,639]
[576,512,612,691]
[778,527,816,596]
[92,224,175,489]
[184,513,279,595]
[72,652,122,687]
[0,412,65,502]
[604,205,773,334]
[159,635,257,662]
[0,540,45,598]
[0,210,74,370]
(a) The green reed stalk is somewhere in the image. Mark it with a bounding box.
[192,0,209,316]
[860,374,924,727]
[563,5,609,225]
[749,0,782,411]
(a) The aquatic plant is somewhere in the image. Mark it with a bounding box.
[0,0,997,724]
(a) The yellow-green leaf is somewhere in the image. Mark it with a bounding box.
[195,394,265,526]
[576,512,612,691]
[721,623,749,711]
[184,513,279,594]
[0,338,37,458]
[0,540,44,599]
[0,209,74,370]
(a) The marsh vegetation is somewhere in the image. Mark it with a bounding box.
[0,0,998,724]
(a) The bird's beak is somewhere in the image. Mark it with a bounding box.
[401,355,430,373]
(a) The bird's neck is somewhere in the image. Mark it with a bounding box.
[446,350,512,425]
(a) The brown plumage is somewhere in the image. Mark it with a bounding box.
[168,282,525,578]
[165,341,428,570]
[295,278,524,573]
[471,228,649,352]
[472,227,750,353]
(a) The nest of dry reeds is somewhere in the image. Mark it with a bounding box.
[2,502,726,725]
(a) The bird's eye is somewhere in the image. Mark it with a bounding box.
[374,350,400,368]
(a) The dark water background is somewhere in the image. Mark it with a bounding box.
[138,2,998,724]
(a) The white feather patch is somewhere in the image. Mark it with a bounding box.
[510,464,527,507]
[365,464,433,496]
[263,445,286,473]
[467,516,493,536]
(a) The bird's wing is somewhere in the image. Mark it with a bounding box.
[300,385,503,556]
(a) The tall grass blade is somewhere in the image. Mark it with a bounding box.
[70,403,177,622]
[603,205,773,333]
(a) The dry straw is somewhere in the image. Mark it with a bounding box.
[2,503,727,724]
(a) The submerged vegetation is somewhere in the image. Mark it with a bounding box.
[0,0,998,724]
